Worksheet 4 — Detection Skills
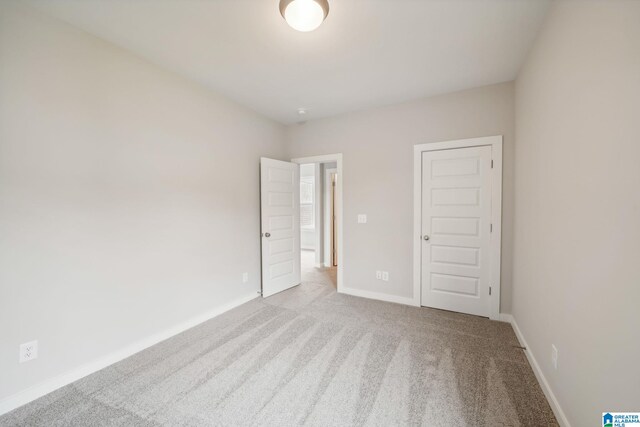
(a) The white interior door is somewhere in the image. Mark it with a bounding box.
[260,158,301,298]
[421,146,492,317]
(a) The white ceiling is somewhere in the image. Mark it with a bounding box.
[29,0,550,124]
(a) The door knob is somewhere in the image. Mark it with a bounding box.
[264,232,271,238]
[423,235,430,241]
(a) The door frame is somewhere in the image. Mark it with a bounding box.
[291,154,343,293]
[413,136,503,320]
[324,167,338,268]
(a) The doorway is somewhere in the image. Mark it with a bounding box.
[293,154,343,292]
[298,162,338,288]
[259,154,343,298]
[413,136,502,320]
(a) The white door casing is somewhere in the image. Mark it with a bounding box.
[260,158,301,298]
[331,173,338,267]
[324,168,337,268]
[413,136,502,320]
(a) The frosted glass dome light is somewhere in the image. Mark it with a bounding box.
[279,0,329,32]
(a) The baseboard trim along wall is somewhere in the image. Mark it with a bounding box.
[499,314,572,427]
[340,287,419,307]
[0,292,259,416]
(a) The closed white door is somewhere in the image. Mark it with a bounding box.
[260,158,301,298]
[421,146,492,317]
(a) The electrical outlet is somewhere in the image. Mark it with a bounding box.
[242,272,248,283]
[382,271,389,281]
[376,271,382,280]
[357,214,367,224]
[20,340,38,363]
[551,344,558,370]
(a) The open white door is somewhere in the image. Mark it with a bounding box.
[260,158,301,297]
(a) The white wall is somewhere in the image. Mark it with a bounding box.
[513,1,640,425]
[0,3,285,402]
[287,83,515,309]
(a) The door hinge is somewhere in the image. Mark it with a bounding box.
[490,223,493,233]
[491,159,494,168]
[489,286,492,296]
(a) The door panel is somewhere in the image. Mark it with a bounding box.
[421,146,492,317]
[260,158,300,298]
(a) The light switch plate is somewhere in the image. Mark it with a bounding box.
[382,271,389,281]
[357,214,367,224]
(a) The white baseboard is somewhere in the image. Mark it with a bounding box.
[340,286,419,307]
[500,314,572,427]
[0,292,258,416]
[499,313,514,323]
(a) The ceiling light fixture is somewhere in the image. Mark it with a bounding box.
[279,0,329,32]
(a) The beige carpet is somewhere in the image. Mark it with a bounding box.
[0,270,557,426]
[301,249,336,289]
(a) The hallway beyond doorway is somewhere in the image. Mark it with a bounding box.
[301,249,336,289]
